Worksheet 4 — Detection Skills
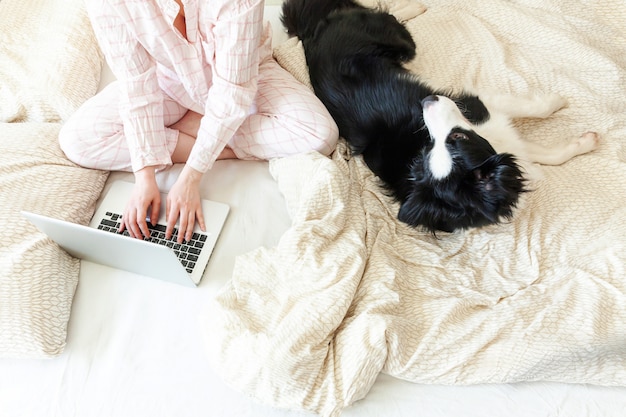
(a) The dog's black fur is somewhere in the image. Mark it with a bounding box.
[281,0,526,233]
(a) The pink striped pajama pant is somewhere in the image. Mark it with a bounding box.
[59,58,339,172]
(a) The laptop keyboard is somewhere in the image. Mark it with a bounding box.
[96,212,207,274]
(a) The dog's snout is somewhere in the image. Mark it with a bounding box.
[421,95,439,108]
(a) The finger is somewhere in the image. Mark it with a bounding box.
[137,208,151,239]
[149,198,160,227]
[125,212,140,239]
[196,206,206,232]
[166,206,178,240]
[184,211,198,242]
[129,223,140,239]
[122,210,133,237]
[177,210,189,244]
[130,213,144,239]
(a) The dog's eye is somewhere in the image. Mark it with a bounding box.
[450,132,469,141]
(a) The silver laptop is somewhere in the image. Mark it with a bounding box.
[21,180,229,287]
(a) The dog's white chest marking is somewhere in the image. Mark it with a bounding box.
[428,135,453,179]
[423,96,471,180]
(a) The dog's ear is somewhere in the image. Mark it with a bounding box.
[398,160,436,231]
[397,187,457,233]
[471,153,526,221]
[397,153,526,233]
[398,189,427,228]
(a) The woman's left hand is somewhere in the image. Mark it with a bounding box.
[166,165,206,243]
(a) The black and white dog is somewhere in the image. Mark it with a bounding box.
[281,0,598,233]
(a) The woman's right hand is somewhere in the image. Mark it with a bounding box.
[119,166,161,239]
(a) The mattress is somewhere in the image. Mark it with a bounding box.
[1,2,626,417]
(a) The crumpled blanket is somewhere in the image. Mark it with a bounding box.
[201,0,626,415]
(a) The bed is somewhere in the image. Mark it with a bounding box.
[1,0,625,416]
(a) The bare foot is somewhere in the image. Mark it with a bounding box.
[217,147,237,160]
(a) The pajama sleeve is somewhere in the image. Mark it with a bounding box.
[87,0,171,172]
[186,0,265,173]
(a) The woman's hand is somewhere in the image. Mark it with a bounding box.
[120,166,161,239]
[166,165,206,243]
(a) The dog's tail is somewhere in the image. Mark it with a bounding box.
[281,0,363,40]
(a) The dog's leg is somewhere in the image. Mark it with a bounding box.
[479,93,567,120]
[360,0,427,22]
[523,131,600,165]
[389,0,427,22]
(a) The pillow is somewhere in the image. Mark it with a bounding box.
[0,123,108,357]
[0,0,103,123]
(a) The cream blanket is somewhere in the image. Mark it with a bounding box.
[202,0,626,415]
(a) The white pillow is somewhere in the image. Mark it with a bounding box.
[0,0,103,122]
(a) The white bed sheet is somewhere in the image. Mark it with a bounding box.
[1,4,626,417]
[3,164,625,417]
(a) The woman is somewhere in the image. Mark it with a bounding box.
[60,0,338,243]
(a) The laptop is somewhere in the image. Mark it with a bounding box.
[21,180,229,287]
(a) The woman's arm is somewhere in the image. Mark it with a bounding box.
[87,0,171,173]
[87,0,169,238]
[186,0,266,173]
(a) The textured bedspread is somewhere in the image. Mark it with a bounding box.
[202,1,626,415]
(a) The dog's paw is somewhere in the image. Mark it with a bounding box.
[389,0,427,22]
[545,93,568,112]
[573,131,600,155]
[533,93,568,118]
